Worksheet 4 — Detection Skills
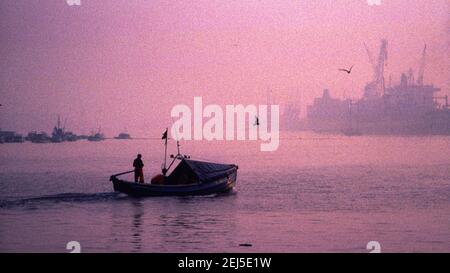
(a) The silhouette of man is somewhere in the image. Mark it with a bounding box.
[133,154,144,183]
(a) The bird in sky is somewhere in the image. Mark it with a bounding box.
[339,65,354,74]
[254,116,260,126]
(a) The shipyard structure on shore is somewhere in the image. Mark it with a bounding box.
[304,40,450,135]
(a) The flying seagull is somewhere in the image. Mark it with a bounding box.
[254,116,260,126]
[339,65,354,74]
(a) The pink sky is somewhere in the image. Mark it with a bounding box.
[0,0,448,136]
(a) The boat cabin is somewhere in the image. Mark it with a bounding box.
[160,158,237,185]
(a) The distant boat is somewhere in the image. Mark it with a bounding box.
[51,116,78,142]
[87,133,105,142]
[51,116,65,143]
[110,134,238,197]
[26,131,51,143]
[77,135,89,140]
[64,132,78,141]
[114,133,131,140]
[0,130,24,143]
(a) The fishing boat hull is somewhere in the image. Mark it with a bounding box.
[110,170,237,197]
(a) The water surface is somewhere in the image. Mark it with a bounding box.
[1,133,449,252]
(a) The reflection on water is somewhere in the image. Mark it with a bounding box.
[152,196,239,252]
[131,200,144,252]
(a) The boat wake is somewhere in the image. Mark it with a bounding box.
[0,192,124,209]
[0,187,238,209]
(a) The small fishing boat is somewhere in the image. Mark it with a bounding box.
[110,130,238,197]
[88,132,105,141]
[26,131,51,143]
[110,157,238,197]
[114,132,131,139]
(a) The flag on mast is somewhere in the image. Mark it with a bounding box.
[162,128,168,175]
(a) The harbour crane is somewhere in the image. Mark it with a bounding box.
[364,39,388,97]
[417,44,427,86]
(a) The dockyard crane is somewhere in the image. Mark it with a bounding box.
[364,42,375,70]
[417,44,427,86]
[364,40,388,97]
[407,68,415,85]
[375,39,388,95]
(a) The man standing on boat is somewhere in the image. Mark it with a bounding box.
[133,154,144,183]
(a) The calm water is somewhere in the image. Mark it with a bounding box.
[1,132,449,252]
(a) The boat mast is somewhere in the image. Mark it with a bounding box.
[163,129,188,176]
[162,128,168,176]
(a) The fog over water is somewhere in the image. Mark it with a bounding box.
[0,0,448,136]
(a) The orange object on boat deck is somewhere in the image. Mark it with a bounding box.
[151,174,165,185]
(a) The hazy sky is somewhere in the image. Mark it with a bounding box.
[0,0,448,136]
